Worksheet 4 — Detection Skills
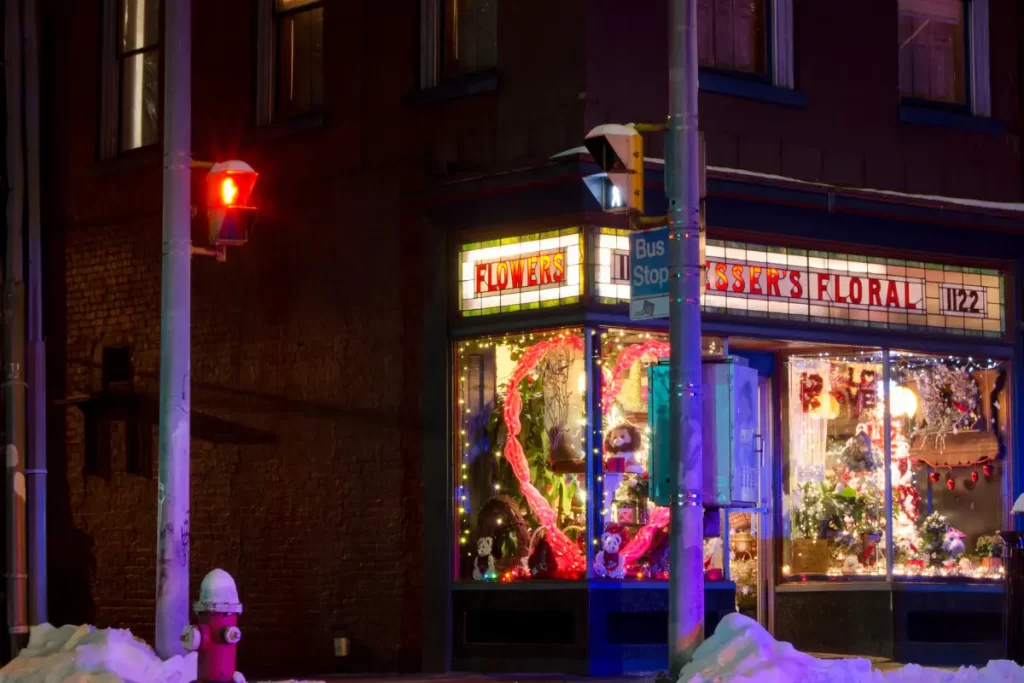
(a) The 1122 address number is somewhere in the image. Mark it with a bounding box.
[939,284,986,317]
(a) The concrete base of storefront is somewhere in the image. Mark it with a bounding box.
[450,583,737,675]
[776,583,1004,667]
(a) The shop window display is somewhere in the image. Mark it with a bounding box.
[888,353,1007,579]
[783,351,888,579]
[783,349,1009,582]
[596,329,728,581]
[455,329,589,582]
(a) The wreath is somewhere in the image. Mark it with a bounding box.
[914,365,979,445]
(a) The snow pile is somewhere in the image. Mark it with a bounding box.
[0,623,197,683]
[679,613,1024,683]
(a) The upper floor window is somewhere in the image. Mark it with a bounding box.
[697,0,767,76]
[420,0,497,89]
[443,0,497,78]
[100,0,161,158]
[898,0,966,105]
[898,0,991,117]
[256,0,323,125]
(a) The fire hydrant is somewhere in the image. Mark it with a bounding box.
[181,569,244,683]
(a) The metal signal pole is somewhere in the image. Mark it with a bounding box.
[666,0,704,676]
[155,0,192,658]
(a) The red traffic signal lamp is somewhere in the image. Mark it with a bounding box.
[206,160,258,247]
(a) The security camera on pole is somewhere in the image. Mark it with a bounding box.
[583,0,704,675]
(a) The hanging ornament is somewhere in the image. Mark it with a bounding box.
[946,474,955,491]
[971,471,979,484]
[898,458,908,477]
[983,463,994,478]
[929,471,940,483]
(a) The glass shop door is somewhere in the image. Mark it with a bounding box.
[727,375,774,630]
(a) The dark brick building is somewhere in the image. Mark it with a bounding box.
[35,0,1024,677]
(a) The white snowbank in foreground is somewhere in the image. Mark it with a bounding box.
[680,613,1024,683]
[0,623,196,683]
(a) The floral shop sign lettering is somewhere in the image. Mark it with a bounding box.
[475,252,566,293]
[704,261,925,313]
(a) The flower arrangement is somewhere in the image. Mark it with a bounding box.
[976,534,1005,559]
[615,472,650,503]
[838,426,878,473]
[732,557,758,612]
[918,512,965,568]
[914,365,980,445]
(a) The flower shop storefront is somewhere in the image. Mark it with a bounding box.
[444,219,1015,675]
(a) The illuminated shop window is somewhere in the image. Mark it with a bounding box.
[888,352,1007,580]
[459,229,583,316]
[454,329,588,582]
[783,350,888,580]
[782,349,1010,582]
[594,329,727,582]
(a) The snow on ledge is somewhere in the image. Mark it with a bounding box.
[549,147,1024,216]
[679,612,1022,682]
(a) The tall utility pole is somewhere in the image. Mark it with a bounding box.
[155,0,192,659]
[666,0,704,676]
[24,0,48,628]
[3,0,29,658]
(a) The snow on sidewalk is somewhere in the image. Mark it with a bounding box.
[0,622,327,683]
[0,623,196,683]
[679,613,1024,683]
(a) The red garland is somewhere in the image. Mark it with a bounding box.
[503,334,587,575]
[619,506,671,566]
[601,340,671,416]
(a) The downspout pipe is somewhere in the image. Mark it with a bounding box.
[4,0,30,658]
[23,0,46,627]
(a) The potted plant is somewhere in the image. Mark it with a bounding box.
[976,534,1005,570]
[790,481,833,574]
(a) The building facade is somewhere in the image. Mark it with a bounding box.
[36,0,1024,678]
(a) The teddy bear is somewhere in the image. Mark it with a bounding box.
[594,525,628,579]
[605,423,644,474]
[472,536,496,580]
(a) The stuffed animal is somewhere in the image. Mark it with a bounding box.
[842,554,863,573]
[594,525,629,579]
[472,536,496,580]
[943,528,966,557]
[606,423,644,474]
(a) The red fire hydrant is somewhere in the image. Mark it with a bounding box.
[181,569,244,683]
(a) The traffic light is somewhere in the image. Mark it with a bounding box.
[583,123,644,214]
[206,161,258,246]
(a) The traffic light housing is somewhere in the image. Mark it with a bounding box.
[206,161,258,247]
[583,123,644,214]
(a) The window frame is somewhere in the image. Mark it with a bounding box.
[696,0,803,107]
[99,0,163,160]
[420,0,499,91]
[897,0,992,120]
[255,0,325,127]
[696,0,774,84]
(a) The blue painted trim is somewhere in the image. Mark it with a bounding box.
[700,70,807,108]
[899,104,1005,134]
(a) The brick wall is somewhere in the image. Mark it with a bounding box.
[42,0,425,677]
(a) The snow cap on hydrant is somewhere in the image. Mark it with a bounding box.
[195,569,243,614]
